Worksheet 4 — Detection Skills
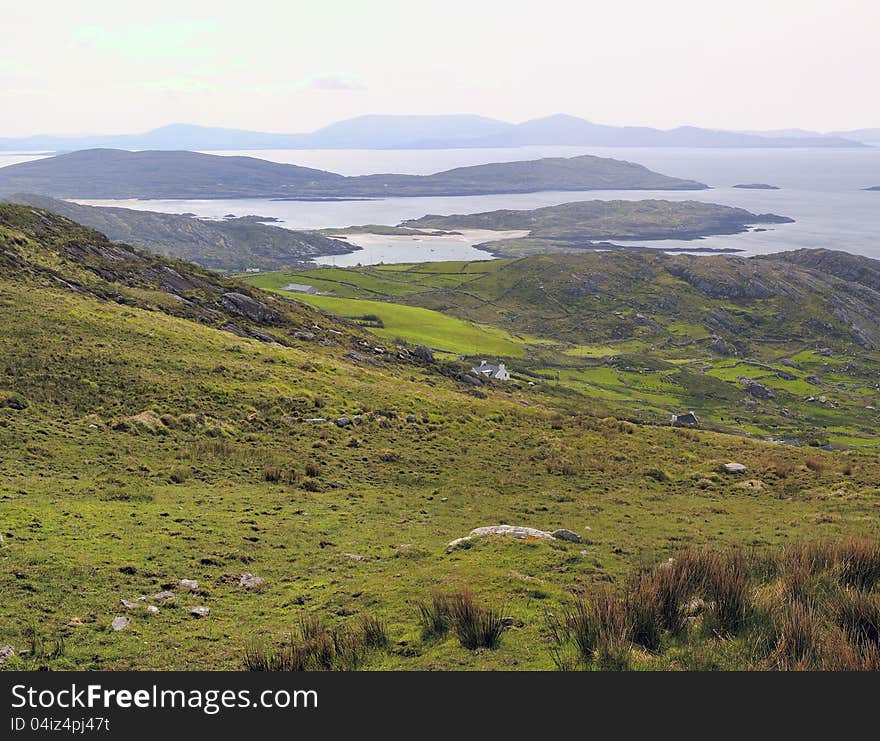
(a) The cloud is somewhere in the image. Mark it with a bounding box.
[307,75,366,91]
[70,21,222,61]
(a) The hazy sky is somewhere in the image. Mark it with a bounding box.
[1,0,877,136]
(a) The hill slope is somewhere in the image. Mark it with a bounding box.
[2,204,880,671]
[5,194,354,271]
[249,250,880,444]
[0,149,707,199]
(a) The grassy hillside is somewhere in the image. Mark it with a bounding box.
[246,253,880,446]
[5,194,355,271]
[2,204,879,671]
[0,150,707,199]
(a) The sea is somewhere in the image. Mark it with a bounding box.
[1,146,878,265]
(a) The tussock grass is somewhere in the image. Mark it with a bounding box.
[546,538,880,671]
[448,590,506,650]
[244,613,388,671]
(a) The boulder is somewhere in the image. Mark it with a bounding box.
[448,524,585,551]
[739,377,774,399]
[551,529,583,543]
[239,573,266,589]
[709,336,733,356]
[111,616,131,631]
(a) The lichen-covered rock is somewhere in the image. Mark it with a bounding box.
[448,524,574,551]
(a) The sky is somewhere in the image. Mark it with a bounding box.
[0,0,877,137]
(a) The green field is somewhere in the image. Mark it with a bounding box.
[3,204,880,672]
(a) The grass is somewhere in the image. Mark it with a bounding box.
[546,538,880,670]
[2,206,880,670]
[279,293,531,357]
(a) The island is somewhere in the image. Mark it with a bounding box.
[0,148,708,200]
[399,199,794,257]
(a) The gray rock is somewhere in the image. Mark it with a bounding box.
[724,462,747,474]
[178,579,199,592]
[0,645,13,663]
[551,529,583,543]
[111,616,131,631]
[342,553,369,562]
[709,336,733,356]
[739,377,774,399]
[239,573,266,589]
[190,606,210,618]
[219,292,283,325]
[448,524,556,550]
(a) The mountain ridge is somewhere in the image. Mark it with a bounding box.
[0,114,869,151]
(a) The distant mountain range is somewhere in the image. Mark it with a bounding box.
[0,148,707,199]
[0,114,873,152]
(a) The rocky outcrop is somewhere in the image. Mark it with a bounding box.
[219,292,284,326]
[739,377,775,399]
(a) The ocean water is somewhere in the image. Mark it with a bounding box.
[3,146,879,263]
